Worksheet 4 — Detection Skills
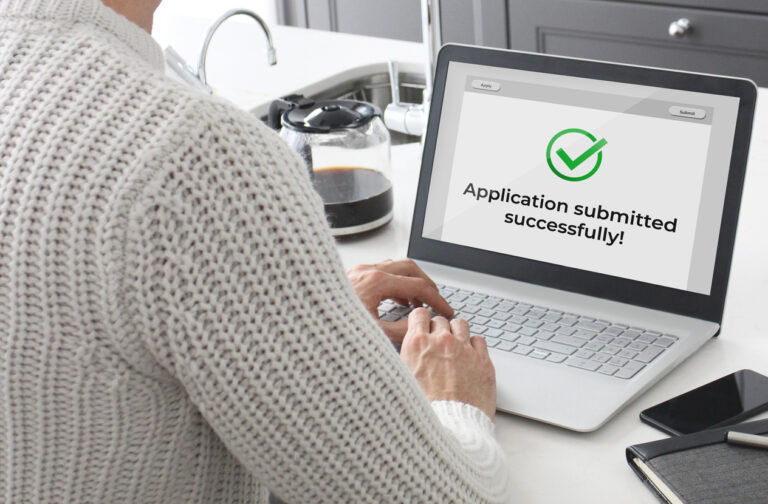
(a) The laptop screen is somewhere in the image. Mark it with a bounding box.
[421,61,741,295]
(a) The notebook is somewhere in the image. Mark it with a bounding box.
[626,418,768,503]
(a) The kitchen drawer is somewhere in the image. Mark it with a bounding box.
[509,0,768,85]
[606,0,768,15]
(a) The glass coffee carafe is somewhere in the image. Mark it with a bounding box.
[269,95,393,236]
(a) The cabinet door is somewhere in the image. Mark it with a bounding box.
[440,0,507,48]
[279,0,509,48]
[509,0,768,85]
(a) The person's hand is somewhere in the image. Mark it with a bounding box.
[400,308,496,420]
[347,259,453,343]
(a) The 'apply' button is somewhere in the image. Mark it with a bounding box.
[472,79,501,92]
[669,106,707,120]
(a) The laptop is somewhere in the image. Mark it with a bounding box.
[391,45,757,431]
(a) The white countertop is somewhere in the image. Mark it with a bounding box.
[156,21,768,503]
[155,20,423,110]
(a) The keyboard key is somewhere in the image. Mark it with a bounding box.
[472,326,487,335]
[635,346,664,363]
[551,335,586,348]
[485,337,501,348]
[496,341,516,352]
[534,340,577,356]
[581,316,595,322]
[477,308,495,318]
[598,364,619,376]
[602,345,621,355]
[627,342,647,352]
[592,353,611,363]
[615,361,645,379]
[524,320,545,329]
[584,341,604,352]
[542,313,561,322]
[497,303,516,312]
[472,316,490,325]
[513,345,533,356]
[546,353,568,363]
[381,313,400,322]
[618,349,638,360]
[511,307,529,315]
[608,356,629,367]
[486,319,505,329]
[573,329,597,340]
[566,357,601,372]
[556,326,577,336]
[503,323,523,332]
[604,326,624,336]
[530,350,549,360]
[491,311,511,321]
[484,328,503,338]
[574,349,595,359]
[612,337,633,348]
[575,321,608,333]
[508,315,527,325]
[516,335,536,346]
[449,294,468,303]
[536,330,555,341]
[481,299,499,309]
[595,334,614,344]
[518,327,538,337]
[500,331,518,342]
[654,336,676,348]
[466,296,485,305]
[559,317,579,327]
[462,305,481,314]
[636,334,657,344]
[541,323,560,332]
[527,310,547,320]
[621,330,642,339]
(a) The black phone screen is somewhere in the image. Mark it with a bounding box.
[640,369,768,435]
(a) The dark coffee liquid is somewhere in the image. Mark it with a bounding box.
[312,167,393,232]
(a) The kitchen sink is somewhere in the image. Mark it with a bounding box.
[251,62,426,145]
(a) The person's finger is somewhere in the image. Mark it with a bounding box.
[470,335,489,354]
[450,317,471,341]
[374,259,438,289]
[379,319,408,344]
[430,316,451,335]
[376,274,453,317]
[406,307,431,334]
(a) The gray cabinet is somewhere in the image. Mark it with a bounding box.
[508,0,768,85]
[279,0,768,85]
[278,0,508,47]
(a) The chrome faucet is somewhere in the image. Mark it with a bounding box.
[165,9,277,94]
[384,0,441,137]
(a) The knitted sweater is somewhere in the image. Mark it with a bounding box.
[0,1,510,502]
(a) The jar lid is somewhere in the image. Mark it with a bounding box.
[282,99,381,133]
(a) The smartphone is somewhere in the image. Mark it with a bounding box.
[640,369,768,436]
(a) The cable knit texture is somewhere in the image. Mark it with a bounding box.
[0,0,510,502]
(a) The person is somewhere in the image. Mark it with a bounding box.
[0,0,510,502]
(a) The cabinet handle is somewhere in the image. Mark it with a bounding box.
[668,18,692,38]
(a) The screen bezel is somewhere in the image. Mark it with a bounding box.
[408,44,757,324]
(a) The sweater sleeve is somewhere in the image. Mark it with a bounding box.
[119,99,511,504]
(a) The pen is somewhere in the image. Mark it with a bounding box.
[725,431,768,450]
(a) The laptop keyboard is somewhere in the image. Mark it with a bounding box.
[378,283,678,380]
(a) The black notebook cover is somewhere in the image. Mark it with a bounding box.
[626,419,768,503]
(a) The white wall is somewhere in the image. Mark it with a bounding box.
[153,0,278,49]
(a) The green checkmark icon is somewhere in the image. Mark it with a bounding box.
[546,128,607,182]
[556,138,607,170]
